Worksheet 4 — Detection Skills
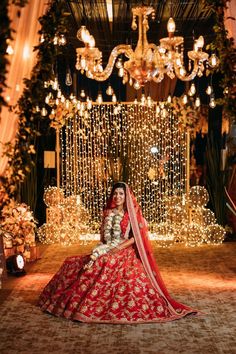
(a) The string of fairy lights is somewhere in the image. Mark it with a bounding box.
[59,102,187,229]
[36,79,226,246]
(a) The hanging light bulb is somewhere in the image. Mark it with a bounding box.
[206,85,213,95]
[65,99,70,109]
[87,97,92,110]
[208,54,219,68]
[80,90,86,98]
[195,96,201,108]
[65,70,72,86]
[106,85,113,95]
[133,81,141,90]
[189,83,196,96]
[61,95,65,103]
[167,94,172,103]
[134,98,138,104]
[35,105,40,112]
[209,96,216,108]
[112,93,117,103]
[141,94,146,105]
[129,77,133,86]
[147,96,152,107]
[182,94,188,104]
[41,107,47,116]
[116,58,123,69]
[96,93,103,104]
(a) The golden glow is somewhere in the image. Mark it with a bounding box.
[38,92,225,247]
[75,6,217,88]
[22,43,30,60]
[106,0,113,22]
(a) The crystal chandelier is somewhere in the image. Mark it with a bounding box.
[75,5,218,89]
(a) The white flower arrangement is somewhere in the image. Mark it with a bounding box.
[1,199,37,249]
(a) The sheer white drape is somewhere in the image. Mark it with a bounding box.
[0,0,48,176]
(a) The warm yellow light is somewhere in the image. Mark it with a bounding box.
[106,85,113,95]
[112,93,117,103]
[167,17,176,33]
[195,96,201,107]
[23,44,30,60]
[209,54,219,68]
[206,85,213,95]
[96,93,103,104]
[182,94,188,104]
[106,0,113,22]
[6,44,14,55]
[196,35,204,49]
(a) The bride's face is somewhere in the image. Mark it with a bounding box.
[112,188,125,208]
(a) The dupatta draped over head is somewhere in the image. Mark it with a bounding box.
[101,182,199,317]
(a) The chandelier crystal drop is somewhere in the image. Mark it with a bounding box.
[75,6,218,89]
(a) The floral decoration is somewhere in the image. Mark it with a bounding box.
[1,199,37,249]
[2,0,69,202]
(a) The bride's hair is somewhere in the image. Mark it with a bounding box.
[110,182,126,197]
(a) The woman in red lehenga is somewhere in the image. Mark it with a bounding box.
[38,182,201,324]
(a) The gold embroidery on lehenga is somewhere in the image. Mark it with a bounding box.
[111,302,119,310]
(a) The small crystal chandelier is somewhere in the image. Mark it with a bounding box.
[75,5,218,89]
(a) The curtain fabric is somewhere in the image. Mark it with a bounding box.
[0,0,48,176]
[225,1,236,46]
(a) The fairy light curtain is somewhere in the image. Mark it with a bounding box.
[61,103,187,228]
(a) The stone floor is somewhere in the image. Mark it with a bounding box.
[0,241,236,354]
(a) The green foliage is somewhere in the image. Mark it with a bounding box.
[0,0,12,110]
[204,0,236,123]
[3,0,69,201]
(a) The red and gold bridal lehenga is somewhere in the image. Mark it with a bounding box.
[38,184,201,324]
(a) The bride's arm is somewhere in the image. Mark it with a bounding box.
[108,237,135,254]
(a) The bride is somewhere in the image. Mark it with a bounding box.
[38,182,200,323]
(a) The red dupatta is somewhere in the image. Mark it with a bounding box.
[125,184,200,315]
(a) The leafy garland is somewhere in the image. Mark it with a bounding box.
[0,0,12,110]
[0,0,29,111]
[2,0,69,204]
[204,0,236,123]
